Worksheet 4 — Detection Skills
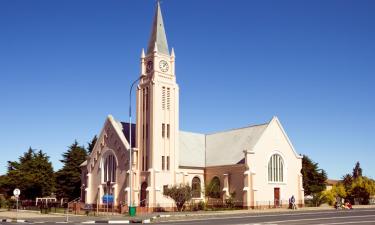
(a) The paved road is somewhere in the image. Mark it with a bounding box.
[157,208,375,225]
[2,208,375,224]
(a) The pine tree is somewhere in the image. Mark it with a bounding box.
[301,155,327,196]
[87,135,97,154]
[352,161,363,179]
[55,141,87,200]
[1,148,55,199]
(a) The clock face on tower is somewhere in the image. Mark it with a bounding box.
[159,60,169,72]
[146,61,153,73]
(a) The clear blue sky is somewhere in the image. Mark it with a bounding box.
[0,0,374,180]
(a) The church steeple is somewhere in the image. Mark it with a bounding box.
[147,1,169,55]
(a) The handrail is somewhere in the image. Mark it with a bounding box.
[65,197,80,222]
[68,197,81,205]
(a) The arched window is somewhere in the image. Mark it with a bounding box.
[103,154,117,183]
[192,177,201,198]
[268,154,284,182]
[207,176,221,199]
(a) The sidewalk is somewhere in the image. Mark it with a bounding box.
[1,205,374,223]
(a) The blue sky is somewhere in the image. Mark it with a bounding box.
[0,0,374,179]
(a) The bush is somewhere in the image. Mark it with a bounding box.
[163,184,192,211]
[191,201,205,211]
[311,192,326,207]
[225,191,236,208]
[0,195,7,208]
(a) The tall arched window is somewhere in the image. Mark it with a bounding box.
[192,177,201,198]
[207,177,221,199]
[103,154,117,183]
[268,154,284,182]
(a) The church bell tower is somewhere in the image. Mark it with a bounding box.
[135,2,179,206]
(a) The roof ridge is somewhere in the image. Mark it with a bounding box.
[206,123,269,136]
[179,130,205,135]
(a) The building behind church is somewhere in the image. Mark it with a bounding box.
[80,2,304,211]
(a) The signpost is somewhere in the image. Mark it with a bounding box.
[13,188,20,221]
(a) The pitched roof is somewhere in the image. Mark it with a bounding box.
[179,131,205,167]
[326,179,340,186]
[120,122,136,148]
[205,123,268,167]
[178,122,269,167]
[147,2,169,55]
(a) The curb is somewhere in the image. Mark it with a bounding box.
[82,219,152,224]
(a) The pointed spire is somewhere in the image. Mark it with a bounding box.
[171,47,175,58]
[141,48,145,59]
[147,1,169,55]
[153,42,158,53]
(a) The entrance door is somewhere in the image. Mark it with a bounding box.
[140,182,147,207]
[274,188,280,207]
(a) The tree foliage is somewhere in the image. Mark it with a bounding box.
[205,177,221,200]
[87,135,97,154]
[301,155,327,196]
[163,184,192,211]
[55,141,87,200]
[0,148,55,200]
[352,161,363,179]
[348,176,375,204]
[330,162,375,205]
[342,173,353,191]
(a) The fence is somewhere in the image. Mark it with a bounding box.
[5,198,307,215]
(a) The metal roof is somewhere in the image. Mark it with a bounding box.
[179,131,206,167]
[178,123,269,167]
[205,124,268,166]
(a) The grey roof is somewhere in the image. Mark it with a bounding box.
[147,2,169,55]
[179,131,205,167]
[120,122,136,148]
[179,123,269,168]
[205,123,268,167]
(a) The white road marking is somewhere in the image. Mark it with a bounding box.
[269,214,375,224]
[108,221,130,224]
[313,220,375,225]
[161,209,375,223]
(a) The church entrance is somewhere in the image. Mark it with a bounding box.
[274,188,280,207]
[140,182,147,207]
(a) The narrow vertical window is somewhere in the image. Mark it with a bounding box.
[146,156,149,170]
[143,89,145,112]
[162,156,165,170]
[162,86,166,110]
[167,88,170,110]
[146,87,149,111]
[162,123,165,138]
[146,124,149,139]
[167,124,170,138]
[167,156,170,170]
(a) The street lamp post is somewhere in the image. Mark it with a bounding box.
[128,75,142,214]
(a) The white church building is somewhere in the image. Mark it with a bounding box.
[80,2,304,211]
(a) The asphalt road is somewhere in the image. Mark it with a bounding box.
[158,209,375,225]
[3,208,375,225]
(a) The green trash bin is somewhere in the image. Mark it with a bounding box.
[129,206,136,217]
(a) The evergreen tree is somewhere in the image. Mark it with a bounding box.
[87,135,97,154]
[352,161,363,179]
[0,148,55,199]
[301,155,327,196]
[342,173,353,191]
[55,141,87,200]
